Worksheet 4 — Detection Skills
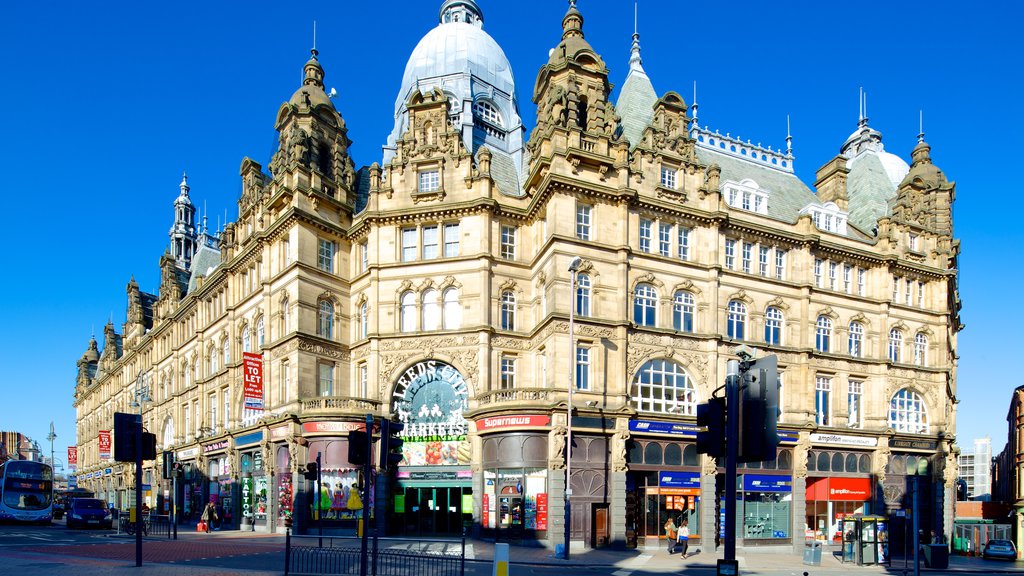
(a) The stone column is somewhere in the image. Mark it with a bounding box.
[700,454,717,552]
[610,427,630,547]
[792,432,811,554]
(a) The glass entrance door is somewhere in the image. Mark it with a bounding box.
[400,486,470,536]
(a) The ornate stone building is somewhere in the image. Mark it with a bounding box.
[73,0,961,552]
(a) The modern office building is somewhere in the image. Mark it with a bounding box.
[959,438,992,501]
[73,0,961,552]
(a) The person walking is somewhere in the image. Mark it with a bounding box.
[201,501,217,534]
[678,520,690,558]
[664,517,678,553]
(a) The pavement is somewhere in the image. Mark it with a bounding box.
[7,527,1024,576]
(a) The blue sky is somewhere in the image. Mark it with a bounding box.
[0,0,1019,468]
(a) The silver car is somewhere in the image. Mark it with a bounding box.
[983,539,1017,561]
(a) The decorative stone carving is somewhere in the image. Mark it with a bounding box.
[612,429,630,472]
[550,425,567,470]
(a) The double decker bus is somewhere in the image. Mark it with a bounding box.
[0,460,53,523]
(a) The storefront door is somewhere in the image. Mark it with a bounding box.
[400,486,469,536]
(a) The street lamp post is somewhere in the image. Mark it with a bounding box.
[47,422,56,475]
[131,371,151,568]
[564,256,582,560]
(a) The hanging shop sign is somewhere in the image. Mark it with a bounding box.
[395,470,472,481]
[482,494,490,528]
[176,447,198,460]
[810,433,878,448]
[536,492,548,531]
[241,476,253,518]
[476,414,551,431]
[391,360,471,466]
[242,352,265,410]
[98,430,111,460]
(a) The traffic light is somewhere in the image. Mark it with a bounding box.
[303,461,318,481]
[162,451,175,479]
[737,355,780,463]
[113,412,138,462]
[379,419,405,471]
[348,430,369,466]
[140,432,157,461]
[695,398,726,457]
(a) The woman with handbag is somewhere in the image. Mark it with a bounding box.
[664,517,678,553]
[200,501,217,533]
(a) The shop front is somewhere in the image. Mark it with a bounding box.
[387,360,472,537]
[302,421,370,530]
[624,424,703,548]
[235,431,265,532]
[273,443,293,529]
[204,440,232,529]
[175,447,200,524]
[806,476,873,543]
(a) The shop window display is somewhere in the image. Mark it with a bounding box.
[482,468,548,531]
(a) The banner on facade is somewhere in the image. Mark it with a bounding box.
[810,433,877,447]
[98,430,111,460]
[536,492,548,530]
[242,352,264,410]
[68,446,78,469]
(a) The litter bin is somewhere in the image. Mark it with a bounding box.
[922,544,948,569]
[803,539,822,566]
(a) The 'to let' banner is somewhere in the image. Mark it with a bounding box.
[98,430,111,460]
[68,446,78,468]
[242,352,264,410]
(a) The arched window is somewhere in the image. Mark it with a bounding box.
[848,322,864,357]
[256,316,265,349]
[576,274,591,317]
[162,417,175,447]
[633,283,657,326]
[888,328,903,362]
[183,362,191,389]
[472,100,503,127]
[889,388,928,434]
[764,306,783,345]
[673,291,695,332]
[727,301,746,340]
[500,291,516,330]
[815,316,832,352]
[193,357,200,382]
[318,300,334,338]
[358,303,368,338]
[400,291,416,332]
[914,333,928,366]
[443,288,461,329]
[242,326,251,353]
[630,359,697,415]
[222,337,230,365]
[210,347,219,373]
[422,289,440,331]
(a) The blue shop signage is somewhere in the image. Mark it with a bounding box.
[659,471,700,488]
[743,474,792,493]
[629,419,698,437]
[234,431,264,447]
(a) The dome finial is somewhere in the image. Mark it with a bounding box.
[690,81,699,131]
[179,171,189,196]
[628,2,642,72]
[858,87,869,129]
[786,115,793,155]
[439,0,483,27]
[917,109,925,143]
[302,22,325,90]
[562,0,584,40]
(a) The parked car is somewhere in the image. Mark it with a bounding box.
[66,498,113,529]
[983,539,1018,561]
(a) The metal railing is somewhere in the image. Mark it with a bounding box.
[476,387,554,406]
[117,514,172,538]
[285,533,465,576]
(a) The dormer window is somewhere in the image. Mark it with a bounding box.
[802,202,849,235]
[419,170,440,193]
[660,167,677,189]
[723,178,769,215]
[472,100,502,128]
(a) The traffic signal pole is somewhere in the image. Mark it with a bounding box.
[135,413,143,567]
[723,360,740,567]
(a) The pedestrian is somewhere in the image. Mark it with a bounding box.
[678,520,690,558]
[664,516,678,553]
[201,501,217,534]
